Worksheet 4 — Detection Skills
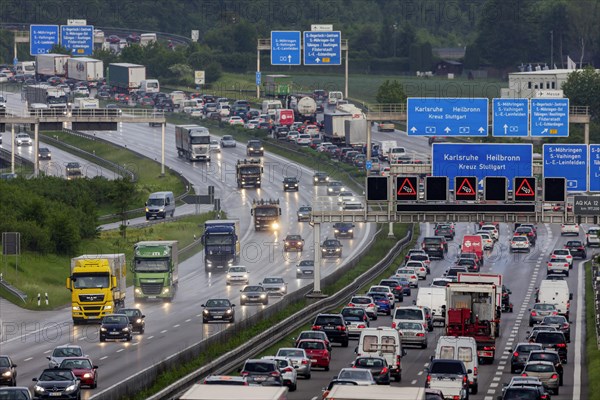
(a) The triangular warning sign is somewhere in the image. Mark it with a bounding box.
[516,179,535,196]
[457,178,476,195]
[397,177,416,196]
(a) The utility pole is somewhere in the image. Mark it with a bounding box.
[550,30,554,69]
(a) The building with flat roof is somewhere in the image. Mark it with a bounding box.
[501,69,574,98]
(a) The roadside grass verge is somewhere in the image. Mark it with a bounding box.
[46,131,186,215]
[129,222,416,399]
[586,259,600,400]
[1,213,217,310]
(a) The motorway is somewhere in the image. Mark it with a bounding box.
[0,114,375,399]
[1,91,116,179]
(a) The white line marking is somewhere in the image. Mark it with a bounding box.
[173,324,180,328]
[116,348,124,353]
[490,382,499,388]
[24,357,33,362]
[100,356,108,360]
[185,319,192,322]
[147,336,154,339]
[417,371,423,376]
[160,330,168,334]
[493,377,501,381]
[411,379,417,385]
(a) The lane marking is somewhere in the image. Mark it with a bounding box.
[100,356,108,360]
[573,259,584,400]
[116,348,124,353]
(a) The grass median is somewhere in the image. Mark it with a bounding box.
[129,222,415,400]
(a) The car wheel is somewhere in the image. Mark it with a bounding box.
[100,336,105,342]
[91,379,97,389]
[140,328,145,334]
[325,365,330,371]
[240,301,245,306]
[471,384,478,395]
[529,320,533,327]
[554,388,559,395]
[305,373,311,380]
[290,382,297,391]
[342,339,349,348]
[203,318,208,323]
[422,342,428,349]
[263,300,268,305]
[127,335,132,342]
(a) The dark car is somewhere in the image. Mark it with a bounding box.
[240,285,269,305]
[434,223,455,240]
[313,171,329,185]
[540,315,571,342]
[312,313,349,347]
[32,368,80,399]
[239,359,283,386]
[283,234,304,252]
[326,181,344,195]
[421,236,447,259]
[351,356,390,385]
[201,298,235,323]
[378,279,404,302]
[527,350,564,386]
[456,257,479,273]
[273,126,290,140]
[564,240,587,259]
[387,276,412,296]
[510,342,543,373]
[38,147,51,160]
[247,140,264,156]
[99,314,133,342]
[0,355,17,386]
[115,308,145,334]
[283,177,299,192]
[500,386,548,400]
[502,286,514,312]
[515,226,537,245]
[296,260,314,278]
[333,222,355,239]
[531,331,568,363]
[0,387,31,399]
[321,238,343,258]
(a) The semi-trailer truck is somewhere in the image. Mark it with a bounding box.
[132,241,178,302]
[66,57,103,82]
[35,54,70,78]
[108,63,146,92]
[175,124,211,161]
[66,254,127,324]
[201,220,240,271]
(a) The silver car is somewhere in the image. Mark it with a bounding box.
[275,348,311,378]
[220,135,236,148]
[529,303,558,327]
[225,265,249,285]
[261,356,298,391]
[336,368,376,385]
[522,361,560,395]
[296,260,314,279]
[14,133,32,146]
[259,276,287,296]
[47,344,85,368]
[396,321,428,348]
[394,267,418,287]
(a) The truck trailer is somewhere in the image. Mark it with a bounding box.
[201,220,240,271]
[108,63,146,92]
[180,385,288,400]
[66,57,103,82]
[66,254,127,324]
[175,124,211,162]
[23,84,68,108]
[35,54,70,77]
[132,241,178,302]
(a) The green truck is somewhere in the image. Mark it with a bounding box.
[132,241,178,302]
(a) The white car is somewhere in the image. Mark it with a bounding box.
[73,86,90,96]
[259,276,288,296]
[480,224,499,241]
[317,142,333,152]
[47,344,85,368]
[227,116,244,125]
[287,132,299,142]
[586,227,600,247]
[190,107,203,117]
[405,260,427,280]
[550,249,573,268]
[367,285,395,302]
[304,125,319,137]
[261,356,298,391]
[296,134,312,146]
[510,235,530,252]
[342,200,364,210]
[15,133,32,146]
[210,140,220,152]
[475,231,494,250]
[275,348,311,379]
[547,255,570,276]
[244,119,260,129]
[561,223,579,236]
[431,277,453,287]
[347,295,378,320]
[225,265,249,285]
[394,267,418,288]
[337,191,355,205]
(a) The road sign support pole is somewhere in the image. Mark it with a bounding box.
[160,122,165,176]
[313,222,321,293]
[10,124,15,174]
[366,117,372,160]
[388,176,395,238]
[256,48,261,99]
[344,47,349,99]
[34,122,39,177]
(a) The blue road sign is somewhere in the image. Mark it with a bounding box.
[543,144,587,192]
[60,25,94,56]
[432,143,532,191]
[531,98,569,137]
[271,31,301,65]
[303,31,341,65]
[492,98,529,137]
[407,98,489,136]
[365,160,372,171]
[256,71,261,86]
[13,57,18,67]
[30,25,59,56]
[591,145,600,192]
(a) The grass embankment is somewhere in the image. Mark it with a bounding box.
[130,222,416,400]
[46,130,186,215]
[586,258,600,400]
[1,213,218,310]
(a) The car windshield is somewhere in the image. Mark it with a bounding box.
[324,241,339,247]
[39,370,74,381]
[524,363,554,373]
[134,258,169,272]
[529,353,559,362]
[299,207,311,212]
[338,369,371,380]
[243,362,275,373]
[284,177,297,183]
[543,316,566,324]
[119,309,141,318]
[429,362,464,374]
[342,308,365,317]
[394,309,423,320]
[263,278,283,284]
[71,273,110,289]
[351,297,371,304]
[535,333,565,344]
[61,359,92,369]
[277,349,304,358]
[53,347,82,358]
[243,286,262,292]
[0,358,10,367]
[503,389,539,400]
[254,207,278,216]
[355,358,385,368]
[299,261,314,267]
[315,316,342,325]
[103,315,128,324]
[286,235,301,241]
[518,344,543,352]
[534,304,556,311]
[205,299,230,307]
[424,238,442,244]
[0,388,31,400]
[398,322,423,330]
[299,340,325,350]
[229,267,246,273]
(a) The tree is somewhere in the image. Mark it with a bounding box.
[205,61,223,83]
[375,80,407,104]
[49,44,71,55]
[168,63,193,85]
[562,66,600,120]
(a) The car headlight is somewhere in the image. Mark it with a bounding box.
[83,373,92,379]
[136,318,143,324]
[72,306,80,311]
[2,371,12,377]
[334,229,339,233]
[162,287,170,294]
[34,385,45,393]
[100,327,107,332]
[65,384,77,392]
[123,327,130,332]
[145,207,149,212]
[260,294,267,298]
[105,305,112,310]
[314,177,318,181]
[336,248,341,252]
[226,309,232,314]
[135,288,141,294]
[297,268,301,273]
[226,274,231,278]
[281,286,286,291]
[272,222,279,230]
[241,294,247,298]
[348,229,353,233]
[203,309,210,314]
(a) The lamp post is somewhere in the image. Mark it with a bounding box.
[550,30,554,69]
[393,23,398,58]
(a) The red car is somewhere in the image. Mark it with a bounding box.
[59,357,98,388]
[297,339,330,370]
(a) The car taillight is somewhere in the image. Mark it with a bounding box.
[357,324,366,329]
[241,371,249,376]
[551,374,558,379]
[348,303,354,307]
[391,322,396,328]
[513,351,519,357]
[563,323,570,329]
[368,303,376,308]
[453,396,460,400]
[473,366,478,376]
[426,374,431,387]
[312,325,321,330]
[416,333,425,337]
[337,325,346,331]
[521,373,528,377]
[483,346,495,351]
[381,367,388,374]
[302,359,309,365]
[552,311,558,315]
[547,263,552,267]
[411,275,417,280]
[541,395,549,400]
[462,375,467,385]
[531,311,537,316]
[395,286,402,291]
[556,343,566,348]
[283,367,294,372]
[396,355,401,366]
[270,371,281,377]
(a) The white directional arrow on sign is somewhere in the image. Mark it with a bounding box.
[503,124,508,134]
[316,58,321,63]
[410,127,417,133]
[444,127,451,133]
[287,55,291,63]
[541,128,548,134]
[478,127,485,134]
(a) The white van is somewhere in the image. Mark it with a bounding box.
[357,327,405,382]
[145,191,175,220]
[435,336,479,394]
[391,306,427,331]
[416,287,446,325]
[536,279,572,320]
[140,79,160,93]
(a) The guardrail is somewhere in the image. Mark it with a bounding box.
[0,147,33,168]
[0,274,27,303]
[3,108,165,119]
[91,225,412,399]
[593,260,600,349]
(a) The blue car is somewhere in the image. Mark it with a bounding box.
[392,277,412,297]
[367,292,392,315]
